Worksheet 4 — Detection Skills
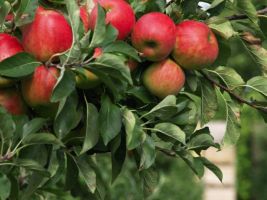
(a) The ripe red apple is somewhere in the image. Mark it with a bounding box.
[22,6,73,62]
[0,33,24,62]
[131,12,176,62]
[143,59,185,99]
[80,5,90,32]
[76,68,100,89]
[89,0,136,40]
[0,88,27,115]
[172,20,219,69]
[0,33,24,88]
[22,65,59,113]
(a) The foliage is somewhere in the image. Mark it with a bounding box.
[0,0,266,199]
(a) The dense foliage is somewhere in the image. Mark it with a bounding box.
[0,0,267,199]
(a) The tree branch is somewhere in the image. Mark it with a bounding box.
[200,70,267,113]
[156,146,177,157]
[227,7,267,20]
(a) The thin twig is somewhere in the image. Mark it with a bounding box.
[227,7,267,20]
[156,146,177,157]
[200,70,267,113]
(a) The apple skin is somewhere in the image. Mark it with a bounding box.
[143,59,185,99]
[89,0,136,40]
[0,88,27,115]
[131,12,176,62]
[22,65,59,116]
[80,5,90,32]
[172,20,219,69]
[22,7,73,62]
[0,33,24,88]
[0,33,24,62]
[76,68,100,89]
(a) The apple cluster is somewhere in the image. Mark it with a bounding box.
[0,0,219,117]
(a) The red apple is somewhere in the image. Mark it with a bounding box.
[172,20,219,69]
[80,5,90,32]
[0,33,24,88]
[143,59,185,99]
[22,65,59,108]
[0,33,24,62]
[89,0,136,40]
[22,6,73,62]
[0,88,27,115]
[131,12,176,62]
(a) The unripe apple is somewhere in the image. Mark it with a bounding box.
[172,20,219,69]
[22,7,73,62]
[76,68,100,89]
[89,0,136,40]
[80,5,90,32]
[0,33,24,88]
[143,59,185,99]
[131,12,176,62]
[0,88,27,115]
[22,65,59,117]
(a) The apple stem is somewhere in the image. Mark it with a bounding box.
[200,70,267,114]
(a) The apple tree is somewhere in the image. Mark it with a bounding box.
[0,0,267,199]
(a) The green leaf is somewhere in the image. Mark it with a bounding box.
[62,0,81,64]
[23,133,64,147]
[21,173,46,200]
[200,79,218,125]
[89,4,106,48]
[207,67,245,90]
[140,167,159,198]
[246,76,267,97]
[0,1,11,26]
[236,0,258,24]
[216,88,241,145]
[14,159,50,176]
[142,95,178,119]
[122,108,146,150]
[154,123,186,144]
[76,156,97,193]
[200,157,223,182]
[140,135,156,170]
[54,91,82,139]
[188,127,219,152]
[0,107,16,140]
[110,134,126,183]
[0,53,41,77]
[14,0,38,26]
[51,69,76,102]
[22,118,47,137]
[95,53,132,85]
[65,154,79,191]
[99,95,122,145]
[103,41,141,61]
[177,151,205,178]
[80,101,100,154]
[209,20,237,39]
[0,173,11,200]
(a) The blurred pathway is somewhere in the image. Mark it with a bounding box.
[203,121,236,200]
